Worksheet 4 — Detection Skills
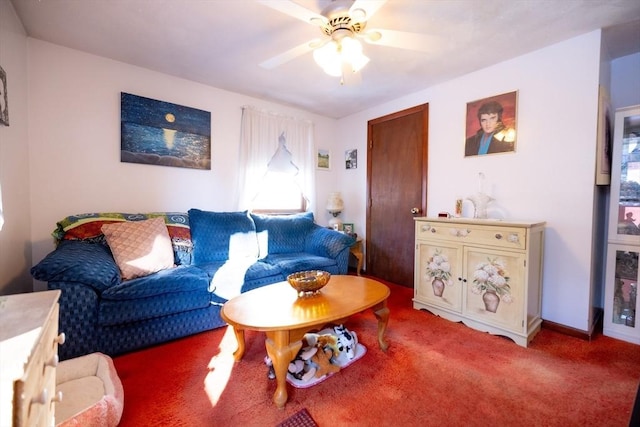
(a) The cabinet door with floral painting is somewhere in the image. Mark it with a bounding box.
[415,241,463,313]
[462,247,525,333]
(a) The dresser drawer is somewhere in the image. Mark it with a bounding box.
[415,221,527,250]
[14,302,59,427]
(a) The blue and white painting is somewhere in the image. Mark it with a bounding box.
[121,92,211,170]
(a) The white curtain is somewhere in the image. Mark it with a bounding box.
[237,106,316,212]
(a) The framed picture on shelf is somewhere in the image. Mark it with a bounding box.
[343,223,354,234]
[317,149,330,170]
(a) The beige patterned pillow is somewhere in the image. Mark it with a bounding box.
[101,217,174,280]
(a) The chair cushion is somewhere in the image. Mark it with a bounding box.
[188,209,259,264]
[251,212,314,255]
[101,217,175,280]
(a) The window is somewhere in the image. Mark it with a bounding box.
[238,106,315,214]
[252,172,307,214]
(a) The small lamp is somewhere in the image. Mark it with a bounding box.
[326,192,344,229]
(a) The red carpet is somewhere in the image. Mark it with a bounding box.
[113,280,640,426]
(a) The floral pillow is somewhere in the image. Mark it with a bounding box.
[101,217,175,280]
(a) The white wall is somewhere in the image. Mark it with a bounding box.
[0,0,32,295]
[611,52,640,110]
[12,19,630,332]
[337,31,603,331]
[27,40,337,291]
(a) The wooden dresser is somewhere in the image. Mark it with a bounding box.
[414,217,545,347]
[0,290,64,427]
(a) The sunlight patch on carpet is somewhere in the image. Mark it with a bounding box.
[203,326,238,406]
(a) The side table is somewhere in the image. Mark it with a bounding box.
[350,237,364,275]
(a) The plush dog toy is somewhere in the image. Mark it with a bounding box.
[311,346,341,378]
[304,332,340,356]
[285,332,341,382]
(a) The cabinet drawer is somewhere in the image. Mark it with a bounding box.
[415,221,526,250]
[14,304,59,427]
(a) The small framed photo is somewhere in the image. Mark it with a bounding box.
[343,223,354,234]
[317,149,330,170]
[345,149,357,169]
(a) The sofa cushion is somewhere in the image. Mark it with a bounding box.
[188,209,259,264]
[52,212,192,265]
[99,265,211,325]
[251,212,314,255]
[31,240,120,292]
[261,252,337,276]
[101,217,175,281]
[196,260,284,300]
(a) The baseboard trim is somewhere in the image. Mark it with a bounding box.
[542,308,603,342]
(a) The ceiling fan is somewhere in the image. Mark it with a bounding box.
[258,0,435,80]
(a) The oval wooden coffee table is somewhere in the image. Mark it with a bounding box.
[221,275,390,409]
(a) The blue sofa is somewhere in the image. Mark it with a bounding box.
[31,209,354,360]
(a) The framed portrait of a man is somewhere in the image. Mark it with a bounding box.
[465,91,517,157]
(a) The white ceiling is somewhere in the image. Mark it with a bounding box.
[10,0,640,119]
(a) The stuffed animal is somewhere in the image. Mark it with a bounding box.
[273,327,357,384]
[304,332,340,356]
[332,324,358,365]
[285,332,341,382]
[310,346,341,378]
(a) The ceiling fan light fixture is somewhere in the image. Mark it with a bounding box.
[313,40,342,76]
[341,36,369,72]
[350,51,370,73]
[313,36,369,77]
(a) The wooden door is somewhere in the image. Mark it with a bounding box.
[366,104,428,287]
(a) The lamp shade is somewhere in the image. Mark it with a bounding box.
[326,192,344,213]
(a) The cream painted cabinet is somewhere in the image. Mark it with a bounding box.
[604,105,640,344]
[414,217,545,347]
[0,290,64,427]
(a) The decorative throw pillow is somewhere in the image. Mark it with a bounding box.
[101,217,175,280]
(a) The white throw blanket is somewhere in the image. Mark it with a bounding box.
[208,257,257,300]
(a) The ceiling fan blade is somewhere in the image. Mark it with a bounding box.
[350,0,387,22]
[259,39,324,69]
[362,29,441,53]
[257,0,326,26]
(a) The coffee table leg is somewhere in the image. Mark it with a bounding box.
[230,327,245,360]
[265,330,303,409]
[373,300,390,351]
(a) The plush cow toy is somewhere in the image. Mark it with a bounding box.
[332,324,358,365]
